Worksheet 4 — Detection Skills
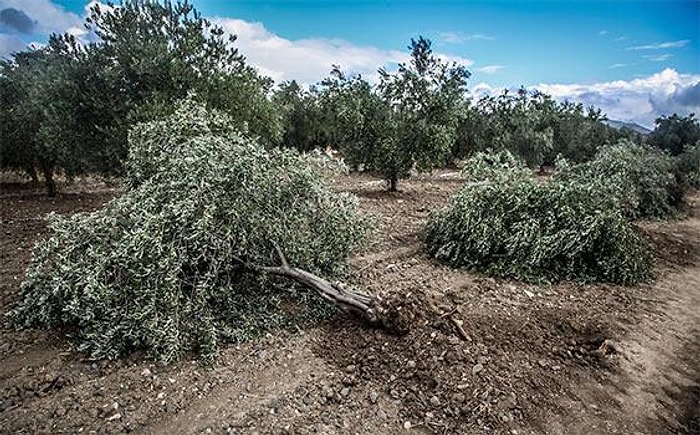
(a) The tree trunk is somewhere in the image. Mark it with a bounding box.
[26,165,39,185]
[41,163,56,197]
[233,243,383,327]
[388,176,398,192]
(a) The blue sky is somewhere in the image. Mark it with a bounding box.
[197,0,700,86]
[1,0,699,127]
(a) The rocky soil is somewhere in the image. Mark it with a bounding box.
[1,172,698,434]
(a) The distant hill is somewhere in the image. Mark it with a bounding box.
[603,119,652,135]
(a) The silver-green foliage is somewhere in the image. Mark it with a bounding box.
[10,100,370,362]
[425,151,654,285]
[676,142,700,189]
[555,141,681,219]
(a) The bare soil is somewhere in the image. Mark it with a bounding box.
[1,172,698,434]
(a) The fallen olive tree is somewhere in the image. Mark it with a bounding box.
[233,242,381,326]
[554,141,682,220]
[10,99,381,362]
[425,150,655,285]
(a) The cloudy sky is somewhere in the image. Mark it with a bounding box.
[1,0,698,128]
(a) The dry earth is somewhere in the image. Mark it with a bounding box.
[1,172,698,434]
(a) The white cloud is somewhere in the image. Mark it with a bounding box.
[0,0,97,57]
[436,53,474,68]
[615,36,627,41]
[469,81,503,99]
[214,18,407,83]
[466,69,700,128]
[439,31,495,44]
[598,30,608,36]
[533,69,700,127]
[477,65,505,74]
[214,18,472,85]
[0,32,25,58]
[0,0,81,35]
[627,40,690,50]
[609,63,627,69]
[642,53,672,62]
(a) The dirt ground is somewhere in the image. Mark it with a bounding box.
[1,172,698,434]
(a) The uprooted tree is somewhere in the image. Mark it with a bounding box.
[554,140,683,220]
[425,150,655,285]
[10,99,391,363]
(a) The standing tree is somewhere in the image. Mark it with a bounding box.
[0,37,91,196]
[541,101,618,165]
[318,66,390,170]
[451,98,487,162]
[318,38,470,190]
[1,0,281,196]
[375,37,471,190]
[648,113,700,156]
[83,0,281,167]
[473,89,554,168]
[0,54,41,184]
[272,80,329,152]
[455,89,622,168]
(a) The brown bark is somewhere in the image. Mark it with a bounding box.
[233,243,381,326]
[26,165,39,185]
[41,163,56,198]
[388,176,398,192]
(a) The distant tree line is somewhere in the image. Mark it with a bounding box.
[1,0,699,195]
[1,1,278,196]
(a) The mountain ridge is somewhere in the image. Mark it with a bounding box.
[603,119,652,135]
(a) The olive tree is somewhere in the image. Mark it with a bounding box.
[0,56,41,183]
[452,90,622,167]
[272,80,330,152]
[425,150,654,285]
[0,36,91,196]
[11,100,379,362]
[648,113,700,156]
[82,0,281,168]
[555,141,682,219]
[376,37,470,190]
[1,0,281,196]
[469,89,554,168]
[318,38,470,190]
[317,66,391,170]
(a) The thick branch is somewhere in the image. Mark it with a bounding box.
[233,247,381,326]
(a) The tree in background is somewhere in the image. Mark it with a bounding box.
[317,66,390,170]
[675,142,700,189]
[451,99,487,162]
[542,101,619,164]
[0,52,42,184]
[452,89,626,168]
[0,37,89,196]
[313,39,470,191]
[648,114,700,156]
[83,0,281,161]
[375,37,470,190]
[464,89,554,168]
[272,80,330,152]
[0,0,279,195]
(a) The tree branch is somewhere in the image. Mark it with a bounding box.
[231,246,382,326]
